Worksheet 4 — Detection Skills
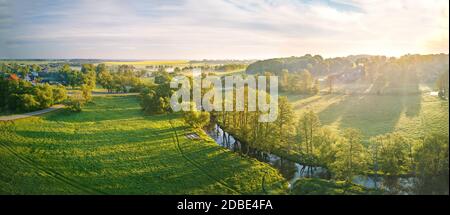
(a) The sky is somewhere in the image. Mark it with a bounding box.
[0,0,448,59]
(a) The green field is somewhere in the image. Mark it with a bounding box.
[285,92,449,139]
[0,96,287,194]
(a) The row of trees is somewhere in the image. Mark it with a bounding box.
[214,64,247,72]
[0,63,42,77]
[279,69,320,94]
[97,64,146,93]
[212,87,448,193]
[247,54,449,96]
[0,74,67,112]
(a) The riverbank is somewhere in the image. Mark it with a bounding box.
[207,123,430,194]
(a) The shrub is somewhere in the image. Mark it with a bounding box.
[34,83,54,108]
[18,94,40,112]
[65,93,85,112]
[52,85,68,104]
[183,102,210,129]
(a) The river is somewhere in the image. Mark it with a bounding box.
[206,123,420,194]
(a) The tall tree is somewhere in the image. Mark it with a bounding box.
[275,97,294,148]
[331,128,366,182]
[297,110,321,156]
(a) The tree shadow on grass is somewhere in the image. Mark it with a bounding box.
[319,92,422,137]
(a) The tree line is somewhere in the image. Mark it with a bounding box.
[0,74,67,112]
[210,83,448,194]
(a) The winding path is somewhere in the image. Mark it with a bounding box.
[0,105,65,121]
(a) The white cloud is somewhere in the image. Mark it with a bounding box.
[1,0,448,59]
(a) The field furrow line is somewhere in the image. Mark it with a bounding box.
[168,121,241,194]
[0,137,106,194]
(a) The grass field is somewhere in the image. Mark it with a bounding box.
[0,95,287,194]
[284,91,449,139]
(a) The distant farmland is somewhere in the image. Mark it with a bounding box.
[103,60,202,67]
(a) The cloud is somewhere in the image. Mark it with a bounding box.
[0,0,448,59]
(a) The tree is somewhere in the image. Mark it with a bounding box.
[140,85,172,115]
[183,102,210,129]
[34,83,54,108]
[327,75,335,94]
[81,84,92,102]
[66,92,85,112]
[65,70,82,88]
[280,69,289,91]
[52,85,67,104]
[314,127,339,167]
[414,133,449,194]
[96,64,107,75]
[312,79,320,94]
[297,110,321,156]
[81,64,96,90]
[97,69,113,92]
[373,133,413,176]
[331,128,367,182]
[275,97,294,148]
[436,70,449,99]
[299,69,313,93]
[17,94,39,111]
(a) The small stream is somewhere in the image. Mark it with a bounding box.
[206,123,418,194]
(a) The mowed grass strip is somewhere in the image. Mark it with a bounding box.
[0,96,287,194]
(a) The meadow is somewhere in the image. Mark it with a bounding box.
[284,90,449,139]
[0,95,287,194]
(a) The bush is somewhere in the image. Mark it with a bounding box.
[52,85,67,104]
[65,93,85,112]
[140,89,171,114]
[81,84,92,102]
[183,102,210,129]
[18,94,40,112]
[34,84,54,109]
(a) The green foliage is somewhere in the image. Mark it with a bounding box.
[80,64,97,90]
[97,68,113,92]
[330,128,367,181]
[81,84,92,102]
[139,71,174,115]
[34,83,54,108]
[296,110,321,156]
[292,178,380,195]
[183,103,210,129]
[414,133,449,194]
[140,89,171,114]
[17,93,40,112]
[214,64,247,72]
[0,77,67,113]
[275,97,295,146]
[52,85,68,104]
[65,93,85,112]
[279,69,319,94]
[436,69,449,99]
[369,133,414,176]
